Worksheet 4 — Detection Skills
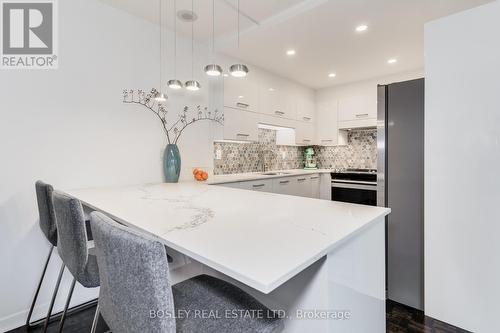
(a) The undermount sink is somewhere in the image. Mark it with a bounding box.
[260,172,291,176]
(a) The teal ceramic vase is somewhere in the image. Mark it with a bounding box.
[163,144,181,183]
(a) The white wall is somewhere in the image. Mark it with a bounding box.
[0,1,318,330]
[316,70,424,105]
[425,1,500,332]
[0,0,217,330]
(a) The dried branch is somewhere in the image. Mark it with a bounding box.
[122,89,223,145]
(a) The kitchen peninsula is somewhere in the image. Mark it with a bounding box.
[66,182,390,333]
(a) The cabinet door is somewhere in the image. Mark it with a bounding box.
[223,107,258,142]
[260,87,295,119]
[224,76,259,112]
[240,179,273,192]
[272,177,294,195]
[309,174,320,198]
[220,182,242,189]
[295,121,315,145]
[338,95,376,121]
[297,97,315,123]
[316,101,339,146]
[294,176,311,197]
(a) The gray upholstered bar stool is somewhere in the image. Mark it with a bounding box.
[27,181,66,330]
[52,191,100,333]
[89,211,284,333]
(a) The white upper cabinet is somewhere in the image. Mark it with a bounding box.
[338,94,377,129]
[223,107,259,142]
[297,96,315,123]
[295,121,315,145]
[223,75,259,112]
[316,101,339,146]
[260,86,295,119]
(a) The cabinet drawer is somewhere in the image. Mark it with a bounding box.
[272,177,294,195]
[240,179,273,192]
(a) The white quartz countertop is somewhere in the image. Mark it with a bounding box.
[208,169,334,184]
[66,182,390,294]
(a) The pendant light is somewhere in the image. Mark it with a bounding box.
[204,0,222,76]
[229,0,249,78]
[154,0,168,102]
[185,0,200,91]
[167,0,183,89]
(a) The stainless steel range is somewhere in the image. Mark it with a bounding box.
[331,169,377,206]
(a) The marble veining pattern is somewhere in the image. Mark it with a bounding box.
[214,129,377,174]
[138,186,215,234]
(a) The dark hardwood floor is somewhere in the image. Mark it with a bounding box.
[386,300,471,333]
[8,300,471,333]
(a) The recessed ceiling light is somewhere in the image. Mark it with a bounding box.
[177,10,198,22]
[387,58,398,64]
[328,73,337,78]
[269,88,275,92]
[286,49,296,56]
[355,25,368,32]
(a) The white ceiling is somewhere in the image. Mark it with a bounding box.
[100,0,494,89]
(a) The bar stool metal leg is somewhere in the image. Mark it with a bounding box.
[57,277,76,333]
[90,303,100,333]
[26,245,54,327]
[42,262,65,333]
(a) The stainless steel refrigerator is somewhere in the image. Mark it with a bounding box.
[377,78,424,311]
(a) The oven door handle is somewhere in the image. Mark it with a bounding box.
[331,179,377,185]
[332,182,377,191]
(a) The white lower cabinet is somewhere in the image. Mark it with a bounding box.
[220,174,321,198]
[239,179,273,192]
[309,174,321,198]
[272,177,295,195]
[220,182,243,189]
[293,176,311,197]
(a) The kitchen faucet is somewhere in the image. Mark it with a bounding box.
[259,148,278,172]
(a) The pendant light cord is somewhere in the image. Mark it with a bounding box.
[191,0,194,79]
[237,0,240,48]
[159,0,162,88]
[174,0,177,78]
[212,0,215,56]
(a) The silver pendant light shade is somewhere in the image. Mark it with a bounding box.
[205,0,222,77]
[168,0,182,90]
[230,0,249,78]
[156,0,167,101]
[167,79,183,89]
[185,80,201,91]
[205,64,223,76]
[185,0,200,92]
[154,91,168,102]
[229,64,248,77]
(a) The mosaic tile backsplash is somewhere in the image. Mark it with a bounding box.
[315,129,377,170]
[213,128,377,175]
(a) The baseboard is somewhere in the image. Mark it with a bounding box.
[0,294,98,332]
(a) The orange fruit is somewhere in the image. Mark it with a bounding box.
[201,172,208,181]
[192,168,200,176]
